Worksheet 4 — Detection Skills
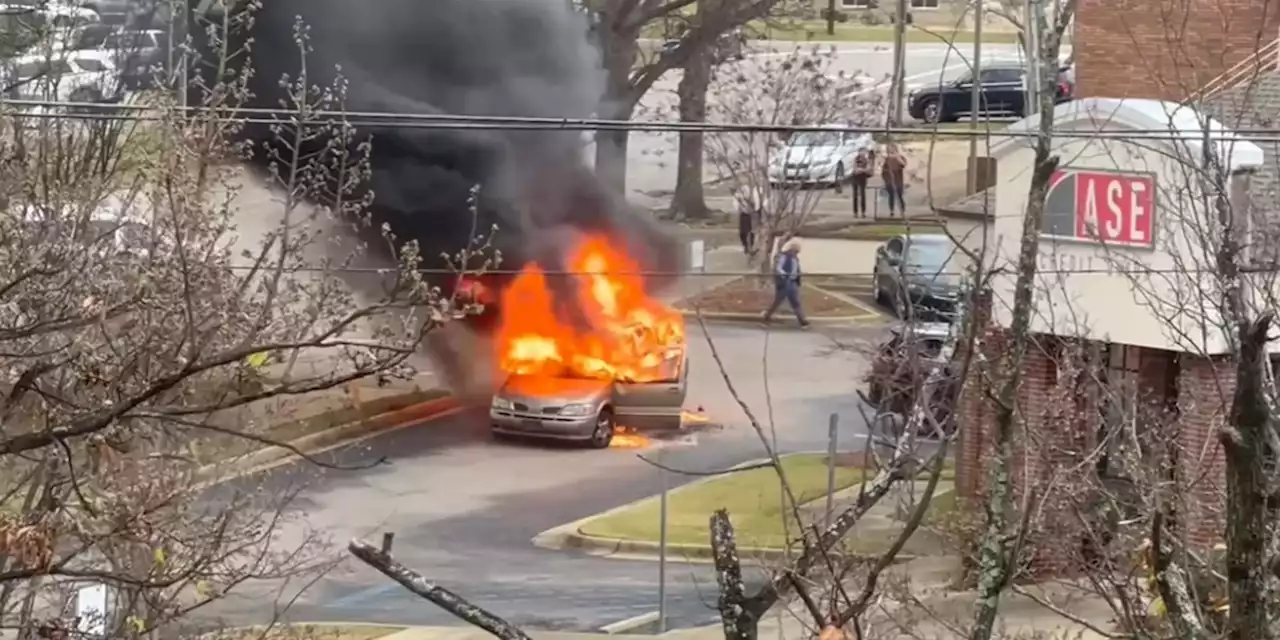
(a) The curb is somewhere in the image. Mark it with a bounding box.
[200,622,409,639]
[796,229,941,242]
[195,390,459,486]
[600,611,660,634]
[533,454,917,566]
[676,308,883,326]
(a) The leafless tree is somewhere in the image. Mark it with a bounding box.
[703,46,885,271]
[949,0,1075,637]
[582,0,805,194]
[0,8,479,637]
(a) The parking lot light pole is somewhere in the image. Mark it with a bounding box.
[657,447,668,633]
[968,0,983,193]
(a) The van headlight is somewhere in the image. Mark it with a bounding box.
[559,403,594,416]
[491,397,514,411]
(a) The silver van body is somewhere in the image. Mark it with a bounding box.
[489,349,689,448]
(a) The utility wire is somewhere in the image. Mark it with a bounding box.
[7,98,1280,142]
[190,265,1280,277]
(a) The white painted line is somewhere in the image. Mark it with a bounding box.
[600,611,660,634]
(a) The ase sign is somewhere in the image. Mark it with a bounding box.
[1041,169,1156,248]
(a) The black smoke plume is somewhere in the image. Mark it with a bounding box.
[188,0,681,307]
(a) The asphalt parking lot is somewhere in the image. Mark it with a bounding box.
[810,275,893,320]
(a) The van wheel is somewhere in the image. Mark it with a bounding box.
[588,408,615,449]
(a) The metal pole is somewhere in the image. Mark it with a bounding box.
[890,0,907,126]
[825,414,838,529]
[657,450,668,633]
[1023,0,1039,114]
[968,0,983,193]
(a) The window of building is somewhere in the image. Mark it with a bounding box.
[1098,344,1143,480]
[911,0,939,8]
[841,0,872,7]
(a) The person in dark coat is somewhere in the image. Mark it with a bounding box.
[735,186,763,257]
[881,144,907,216]
[763,239,809,328]
[850,149,871,218]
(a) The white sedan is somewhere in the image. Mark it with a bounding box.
[768,129,875,188]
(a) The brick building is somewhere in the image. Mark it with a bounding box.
[1073,0,1280,100]
[945,97,1264,574]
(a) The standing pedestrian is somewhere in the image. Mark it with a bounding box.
[850,149,871,218]
[881,144,907,217]
[762,239,809,329]
[735,185,762,257]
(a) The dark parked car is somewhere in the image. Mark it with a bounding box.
[864,322,957,436]
[872,234,962,320]
[74,27,168,89]
[660,27,746,62]
[907,63,1074,123]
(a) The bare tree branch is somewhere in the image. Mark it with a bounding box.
[349,538,533,640]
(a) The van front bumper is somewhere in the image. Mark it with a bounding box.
[490,408,596,440]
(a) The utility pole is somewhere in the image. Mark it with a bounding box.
[1022,0,1039,114]
[891,0,907,125]
[968,0,983,193]
[826,0,836,35]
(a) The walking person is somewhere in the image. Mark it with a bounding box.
[762,239,810,329]
[735,185,762,257]
[881,144,907,217]
[850,149,871,218]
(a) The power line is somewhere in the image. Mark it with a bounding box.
[9,98,1280,142]
[205,265,1280,277]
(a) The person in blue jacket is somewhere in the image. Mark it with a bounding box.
[763,239,809,328]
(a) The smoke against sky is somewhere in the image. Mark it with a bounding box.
[202,0,680,292]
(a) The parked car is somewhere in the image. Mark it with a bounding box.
[77,0,130,23]
[872,233,962,320]
[4,50,121,106]
[489,346,689,448]
[864,322,957,436]
[906,63,1074,123]
[0,0,98,27]
[97,28,166,89]
[660,26,746,62]
[11,196,159,258]
[768,127,874,188]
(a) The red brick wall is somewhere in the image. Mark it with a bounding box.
[955,329,1094,576]
[1174,355,1233,548]
[1075,0,1280,100]
[955,293,995,501]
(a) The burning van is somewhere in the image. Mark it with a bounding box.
[487,235,689,447]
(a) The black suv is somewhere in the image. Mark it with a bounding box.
[907,63,1073,123]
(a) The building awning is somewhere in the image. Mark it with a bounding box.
[991,98,1265,172]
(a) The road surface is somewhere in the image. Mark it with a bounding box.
[197,321,884,632]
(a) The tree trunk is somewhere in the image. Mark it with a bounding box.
[595,21,640,196]
[594,123,630,196]
[1223,314,1276,640]
[968,39,1063,640]
[669,46,712,220]
[710,510,761,640]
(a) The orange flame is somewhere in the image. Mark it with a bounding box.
[494,235,685,383]
[681,410,709,424]
[610,426,652,449]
